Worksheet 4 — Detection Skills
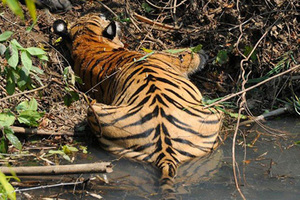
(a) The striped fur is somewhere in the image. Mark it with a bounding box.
[54,14,222,195]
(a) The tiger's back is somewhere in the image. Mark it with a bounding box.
[53,14,222,195]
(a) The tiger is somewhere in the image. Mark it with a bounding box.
[53,14,223,197]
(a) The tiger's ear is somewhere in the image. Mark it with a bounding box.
[102,21,117,40]
[53,19,68,37]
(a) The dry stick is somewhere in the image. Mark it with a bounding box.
[239,105,292,126]
[10,126,85,136]
[0,162,113,175]
[133,12,179,31]
[14,180,86,193]
[203,64,300,109]
[0,82,51,102]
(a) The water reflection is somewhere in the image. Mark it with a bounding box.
[20,117,300,199]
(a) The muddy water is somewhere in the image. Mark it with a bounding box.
[20,117,300,199]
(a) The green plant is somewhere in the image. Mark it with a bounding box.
[0,98,45,153]
[215,49,229,65]
[0,31,47,95]
[62,67,82,106]
[0,171,19,200]
[47,145,84,162]
[1,0,37,21]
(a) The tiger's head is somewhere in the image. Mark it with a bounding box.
[53,13,124,48]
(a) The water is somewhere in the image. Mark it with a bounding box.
[18,117,300,199]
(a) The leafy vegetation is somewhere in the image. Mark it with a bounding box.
[0,171,19,200]
[0,98,44,152]
[62,67,82,106]
[1,0,36,21]
[48,144,87,162]
[0,31,47,95]
[0,31,46,153]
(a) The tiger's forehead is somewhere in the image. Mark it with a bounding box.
[70,14,111,36]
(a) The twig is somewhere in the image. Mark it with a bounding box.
[204,64,300,109]
[145,0,188,10]
[10,126,84,136]
[0,81,52,102]
[240,105,292,126]
[0,162,113,175]
[14,179,87,193]
[133,12,179,31]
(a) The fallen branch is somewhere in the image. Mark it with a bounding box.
[240,105,292,126]
[0,162,113,175]
[10,126,84,136]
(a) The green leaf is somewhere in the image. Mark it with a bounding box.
[0,136,8,153]
[16,101,29,112]
[0,31,13,42]
[3,126,14,135]
[28,98,38,110]
[79,146,88,154]
[6,78,15,95]
[0,43,7,56]
[17,110,44,127]
[48,150,71,162]
[17,68,30,90]
[11,39,23,50]
[75,76,82,84]
[21,50,32,71]
[4,0,24,20]
[63,94,72,107]
[25,0,37,22]
[6,69,16,95]
[37,54,48,61]
[191,44,203,53]
[16,98,38,112]
[0,112,15,127]
[6,43,19,69]
[244,46,257,62]
[0,171,16,200]
[26,47,46,56]
[164,48,186,54]
[216,50,229,65]
[70,91,79,101]
[63,145,78,155]
[6,132,22,150]
[31,66,44,74]
[142,2,153,13]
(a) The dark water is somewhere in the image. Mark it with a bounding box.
[18,117,300,199]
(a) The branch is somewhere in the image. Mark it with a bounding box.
[240,105,292,126]
[10,126,84,136]
[0,162,113,175]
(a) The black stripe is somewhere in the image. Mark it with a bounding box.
[172,138,208,152]
[122,110,155,128]
[146,84,161,95]
[175,149,196,158]
[127,83,148,103]
[160,108,191,127]
[128,95,151,111]
[133,142,154,152]
[150,94,169,107]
